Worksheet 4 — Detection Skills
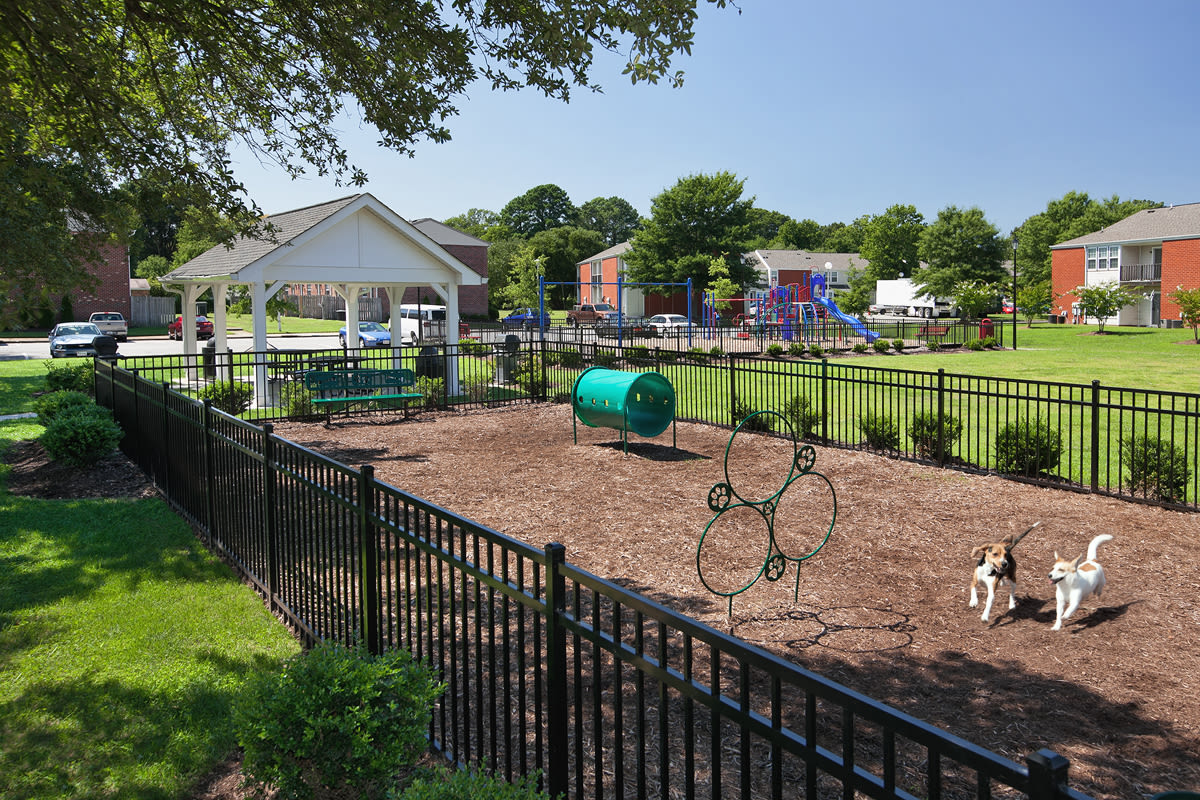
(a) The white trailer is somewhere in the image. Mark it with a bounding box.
[870,279,955,318]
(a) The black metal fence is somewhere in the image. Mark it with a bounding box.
[95,357,1100,799]
[111,325,1198,511]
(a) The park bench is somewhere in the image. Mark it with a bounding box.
[916,324,950,339]
[303,368,423,419]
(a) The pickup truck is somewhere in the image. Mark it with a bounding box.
[88,311,128,341]
[567,302,620,326]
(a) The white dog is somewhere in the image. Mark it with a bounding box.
[1048,534,1112,630]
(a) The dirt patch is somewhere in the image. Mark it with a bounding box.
[4,439,159,499]
[274,405,1200,800]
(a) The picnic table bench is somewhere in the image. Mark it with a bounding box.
[303,368,423,418]
[916,324,950,338]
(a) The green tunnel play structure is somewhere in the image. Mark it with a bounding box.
[572,366,676,451]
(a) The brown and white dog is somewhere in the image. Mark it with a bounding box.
[1048,534,1112,631]
[969,523,1039,623]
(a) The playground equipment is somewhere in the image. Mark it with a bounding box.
[572,367,677,453]
[702,272,879,343]
[696,410,836,616]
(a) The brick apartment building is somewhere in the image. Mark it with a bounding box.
[1051,202,1200,326]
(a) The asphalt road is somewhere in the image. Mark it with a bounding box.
[0,332,346,361]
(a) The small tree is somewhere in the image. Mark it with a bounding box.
[1168,285,1200,343]
[499,244,546,310]
[951,280,1000,321]
[1073,282,1138,333]
[705,255,740,318]
[1016,280,1055,326]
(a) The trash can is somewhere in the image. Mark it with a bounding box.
[979,318,994,339]
[495,334,520,383]
[202,337,217,379]
[415,345,444,380]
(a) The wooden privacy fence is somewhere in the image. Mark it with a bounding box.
[96,359,1098,800]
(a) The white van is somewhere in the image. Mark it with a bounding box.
[394,304,448,345]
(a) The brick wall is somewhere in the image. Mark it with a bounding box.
[1160,238,1200,320]
[1051,247,1085,320]
[69,236,130,323]
[388,242,489,317]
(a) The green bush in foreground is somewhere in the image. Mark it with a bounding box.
[34,390,95,425]
[907,411,963,460]
[237,642,443,800]
[872,339,891,354]
[44,360,95,394]
[892,338,905,352]
[995,415,1061,477]
[40,405,123,466]
[858,412,900,450]
[782,393,822,440]
[198,380,254,415]
[1123,433,1191,503]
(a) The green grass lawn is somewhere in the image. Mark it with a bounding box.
[0,364,300,799]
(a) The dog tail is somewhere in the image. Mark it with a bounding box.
[1011,521,1041,548]
[1086,533,1113,562]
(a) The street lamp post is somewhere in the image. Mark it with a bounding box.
[1011,233,1018,350]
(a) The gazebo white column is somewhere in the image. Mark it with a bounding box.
[333,284,362,349]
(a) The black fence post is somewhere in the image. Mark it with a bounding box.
[1090,380,1101,493]
[729,354,738,425]
[820,358,829,443]
[359,465,381,655]
[160,382,171,496]
[937,368,946,467]
[201,399,214,545]
[543,542,568,800]
[262,423,279,613]
[1026,748,1070,800]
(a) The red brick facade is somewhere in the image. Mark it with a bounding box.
[1160,239,1200,320]
[69,236,131,323]
[1051,247,1086,322]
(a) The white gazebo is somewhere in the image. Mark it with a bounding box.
[161,193,484,403]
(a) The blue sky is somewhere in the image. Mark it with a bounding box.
[231,1,1200,237]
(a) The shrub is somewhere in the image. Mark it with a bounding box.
[732,399,772,431]
[593,349,619,368]
[926,340,941,351]
[966,338,985,351]
[281,383,317,418]
[559,347,584,369]
[415,375,445,409]
[40,405,123,466]
[766,343,785,357]
[35,390,94,425]
[198,380,254,415]
[852,342,868,354]
[709,345,725,357]
[236,641,443,800]
[872,339,891,354]
[782,394,822,439]
[1123,434,1191,503]
[892,338,905,352]
[788,342,807,357]
[393,767,548,800]
[685,346,710,364]
[907,411,963,460]
[981,336,998,348]
[514,355,548,396]
[808,343,824,358]
[45,360,95,394]
[859,412,900,450]
[458,338,489,356]
[627,344,652,364]
[994,415,1061,477]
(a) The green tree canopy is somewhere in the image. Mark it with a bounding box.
[744,208,793,249]
[858,204,925,281]
[1168,286,1200,343]
[623,171,757,290]
[915,206,1006,297]
[1017,280,1055,326]
[576,196,641,246]
[499,245,546,310]
[818,217,869,253]
[500,184,578,237]
[4,0,731,313]
[770,218,823,250]
[442,209,500,240]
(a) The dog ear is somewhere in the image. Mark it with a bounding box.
[1000,534,1015,546]
[1072,554,1083,568]
[1053,551,1060,560]
[971,545,987,560]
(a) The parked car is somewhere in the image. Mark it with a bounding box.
[502,307,551,330]
[567,302,620,326]
[88,311,128,341]
[1001,301,1016,314]
[339,320,392,348]
[646,313,696,336]
[595,317,652,338]
[167,315,214,340]
[48,322,117,359]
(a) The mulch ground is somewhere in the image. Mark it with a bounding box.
[9,404,1200,799]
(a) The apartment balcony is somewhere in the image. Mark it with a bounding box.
[1119,262,1161,284]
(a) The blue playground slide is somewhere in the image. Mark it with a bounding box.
[813,296,880,342]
